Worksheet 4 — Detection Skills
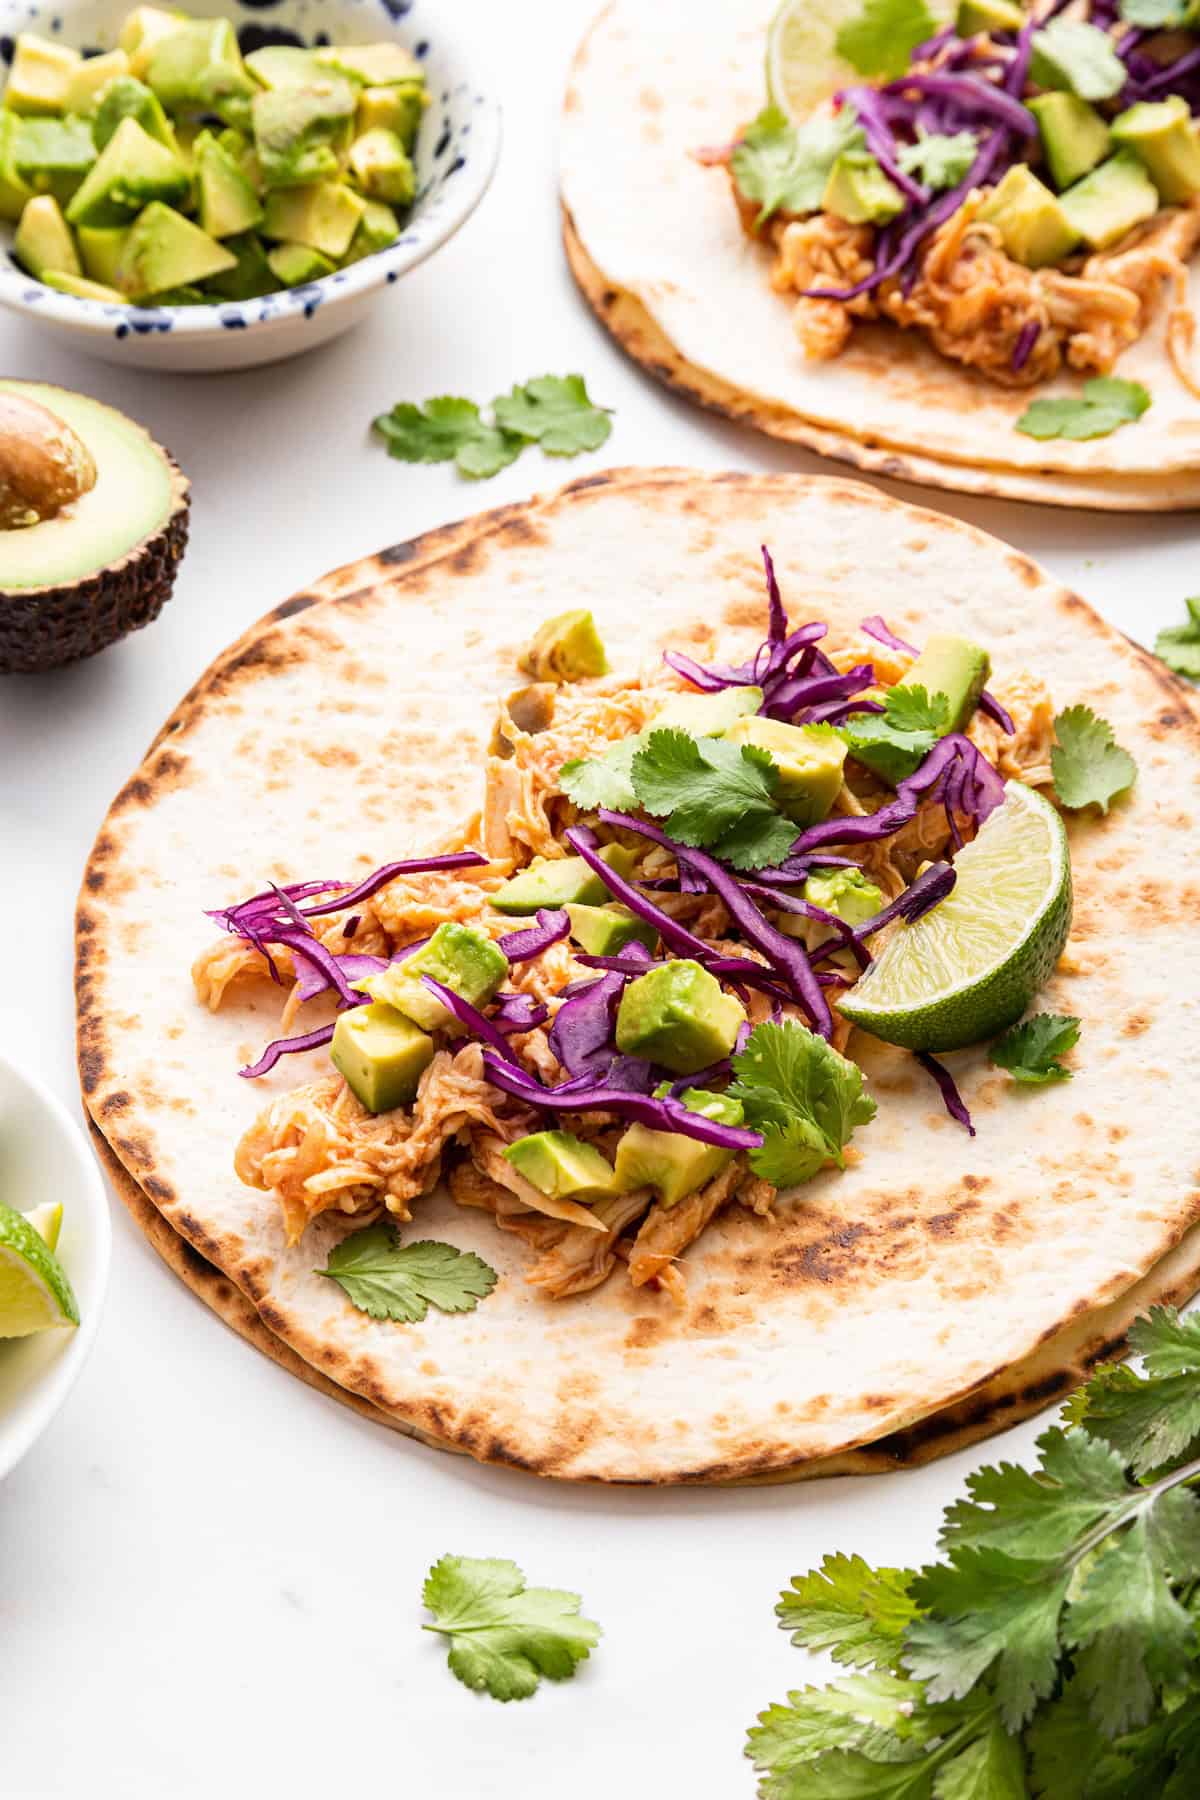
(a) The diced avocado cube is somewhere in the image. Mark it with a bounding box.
[902,633,990,732]
[330,1001,434,1113]
[649,686,765,736]
[5,33,81,116]
[245,46,327,91]
[119,8,191,79]
[94,75,179,154]
[266,240,336,285]
[194,129,263,238]
[0,114,35,222]
[206,229,276,298]
[615,961,746,1076]
[12,117,97,205]
[262,180,365,258]
[356,81,427,151]
[1111,96,1200,205]
[363,923,508,1034]
[565,901,658,958]
[142,17,239,102]
[253,79,357,190]
[503,1131,619,1204]
[1029,92,1111,192]
[779,865,884,944]
[724,715,847,826]
[1030,20,1126,103]
[957,0,1024,32]
[115,201,236,300]
[316,43,423,87]
[491,844,637,916]
[14,193,80,279]
[63,49,132,116]
[341,196,400,263]
[1059,149,1159,251]
[823,152,904,225]
[520,609,608,681]
[67,117,191,227]
[78,223,129,285]
[42,270,125,301]
[347,127,415,207]
[978,164,1080,267]
[614,1088,745,1206]
[145,283,208,305]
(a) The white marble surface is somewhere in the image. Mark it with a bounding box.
[0,3,1194,1794]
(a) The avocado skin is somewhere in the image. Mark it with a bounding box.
[0,383,190,672]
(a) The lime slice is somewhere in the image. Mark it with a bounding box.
[765,0,956,123]
[839,783,1072,1051]
[0,1200,79,1337]
[23,1201,63,1251]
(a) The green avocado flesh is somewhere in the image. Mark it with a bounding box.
[0,380,173,589]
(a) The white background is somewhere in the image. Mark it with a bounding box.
[0,2,1193,1794]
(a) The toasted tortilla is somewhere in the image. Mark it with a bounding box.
[78,468,1200,1482]
[560,1,1200,509]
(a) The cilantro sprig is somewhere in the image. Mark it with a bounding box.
[1016,378,1151,443]
[746,1306,1200,1795]
[422,1555,601,1700]
[990,1013,1080,1086]
[840,684,950,784]
[897,128,978,191]
[730,1019,877,1187]
[319,1225,497,1322]
[836,0,939,81]
[1051,705,1137,813]
[373,375,612,480]
[731,104,865,228]
[1155,597,1200,682]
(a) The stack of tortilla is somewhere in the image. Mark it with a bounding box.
[78,470,1200,1482]
[560,0,1200,510]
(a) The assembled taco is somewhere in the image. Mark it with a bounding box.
[79,469,1200,1481]
[561,0,1200,507]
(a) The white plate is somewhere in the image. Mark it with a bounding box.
[0,1053,111,1480]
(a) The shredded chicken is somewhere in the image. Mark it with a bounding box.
[447,1159,568,1252]
[626,1161,745,1301]
[967,671,1055,786]
[524,1189,654,1298]
[772,214,877,359]
[470,1131,607,1232]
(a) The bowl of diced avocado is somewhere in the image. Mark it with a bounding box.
[0,1,501,370]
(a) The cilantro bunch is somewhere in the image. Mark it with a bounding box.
[373,374,612,480]
[745,1308,1200,1797]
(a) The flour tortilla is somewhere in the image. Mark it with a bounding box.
[78,468,1200,1483]
[560,1,1200,509]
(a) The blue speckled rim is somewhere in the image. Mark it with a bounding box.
[0,0,501,341]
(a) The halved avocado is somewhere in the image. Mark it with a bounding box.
[0,380,189,673]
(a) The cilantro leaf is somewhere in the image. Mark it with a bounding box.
[492,374,611,456]
[1030,19,1128,101]
[1026,1678,1105,1800]
[422,1554,600,1700]
[560,733,644,812]
[841,685,949,784]
[373,397,525,477]
[628,727,801,871]
[319,1226,497,1322]
[932,1718,1027,1800]
[1154,596,1200,681]
[1051,705,1137,813]
[731,104,866,228]
[897,129,978,192]
[748,1672,929,1772]
[989,1014,1080,1086]
[731,1020,877,1186]
[938,1429,1133,1562]
[777,1554,920,1669]
[1016,378,1151,442]
[1065,1310,1200,1478]
[836,0,939,81]
[1130,1306,1200,1380]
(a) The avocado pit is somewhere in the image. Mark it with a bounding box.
[0,392,97,531]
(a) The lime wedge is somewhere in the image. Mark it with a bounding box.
[839,783,1072,1051]
[23,1201,63,1251]
[0,1200,79,1337]
[765,0,956,123]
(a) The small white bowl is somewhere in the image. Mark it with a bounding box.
[0,0,501,371]
[0,1054,111,1481]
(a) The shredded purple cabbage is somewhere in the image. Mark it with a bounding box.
[298,852,486,917]
[498,908,571,963]
[292,951,389,1004]
[1011,320,1040,373]
[492,992,550,1034]
[861,615,917,656]
[420,976,521,1065]
[790,733,1004,857]
[481,1054,763,1149]
[240,1022,336,1080]
[916,1050,975,1136]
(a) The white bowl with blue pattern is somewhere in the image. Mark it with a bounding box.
[0,0,501,370]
